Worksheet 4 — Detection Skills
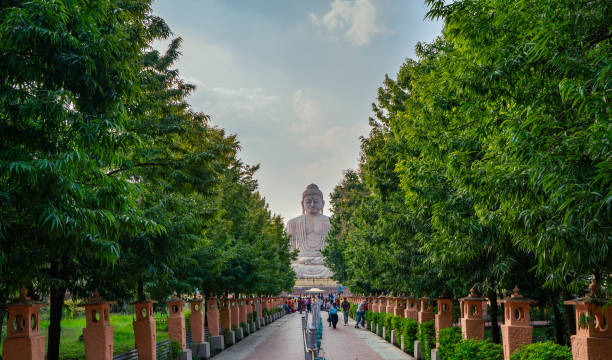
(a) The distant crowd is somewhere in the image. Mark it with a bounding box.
[280,293,369,330]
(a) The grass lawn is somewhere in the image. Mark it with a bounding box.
[1,313,169,360]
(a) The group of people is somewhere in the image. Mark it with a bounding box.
[283,293,369,330]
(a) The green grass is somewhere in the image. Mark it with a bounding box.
[1,314,169,360]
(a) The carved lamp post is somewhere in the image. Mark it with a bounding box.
[386,293,395,314]
[459,288,487,340]
[167,292,186,350]
[379,293,387,313]
[499,286,536,360]
[564,281,612,360]
[132,299,157,360]
[2,287,47,360]
[404,294,418,320]
[81,291,116,360]
[190,295,205,344]
[436,296,453,343]
[394,294,406,317]
[418,297,435,323]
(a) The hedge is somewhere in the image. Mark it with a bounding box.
[418,321,435,360]
[509,341,572,360]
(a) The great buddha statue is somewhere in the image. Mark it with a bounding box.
[286,184,333,278]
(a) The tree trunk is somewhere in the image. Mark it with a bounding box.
[488,290,500,344]
[0,307,6,348]
[563,291,576,346]
[137,279,145,301]
[47,260,67,360]
[552,296,566,345]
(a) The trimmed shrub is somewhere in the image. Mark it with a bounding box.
[383,314,394,340]
[449,338,503,360]
[509,341,572,360]
[418,321,435,360]
[401,318,419,355]
[438,326,462,359]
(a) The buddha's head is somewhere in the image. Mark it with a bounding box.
[302,183,324,215]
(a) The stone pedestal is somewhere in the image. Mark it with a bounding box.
[189,298,205,344]
[224,330,235,346]
[404,296,418,320]
[210,335,224,352]
[235,327,244,341]
[435,298,453,343]
[178,349,192,360]
[401,335,405,352]
[2,287,47,360]
[82,293,115,360]
[133,301,157,360]
[431,348,441,360]
[460,288,486,340]
[167,293,186,350]
[564,282,612,360]
[500,287,535,359]
[414,340,423,360]
[189,342,210,359]
[390,329,397,346]
[418,298,435,323]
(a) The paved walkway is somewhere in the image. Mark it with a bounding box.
[320,313,413,360]
[213,312,413,360]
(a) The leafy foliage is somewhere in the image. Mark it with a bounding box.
[323,0,611,346]
[510,342,572,360]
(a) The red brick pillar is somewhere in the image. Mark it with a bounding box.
[239,298,247,325]
[230,298,240,328]
[404,295,418,320]
[460,288,486,340]
[167,292,186,350]
[385,293,395,314]
[206,297,220,336]
[418,298,435,323]
[220,298,232,332]
[82,291,115,360]
[372,294,380,313]
[133,301,157,360]
[379,293,387,313]
[394,295,405,317]
[564,281,612,360]
[436,298,453,343]
[500,286,535,359]
[190,297,205,343]
[2,287,47,360]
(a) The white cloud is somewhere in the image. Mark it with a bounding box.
[309,0,389,46]
[197,86,279,122]
[291,89,324,132]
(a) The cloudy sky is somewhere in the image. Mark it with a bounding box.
[152,0,442,220]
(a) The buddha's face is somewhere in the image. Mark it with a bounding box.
[303,195,323,215]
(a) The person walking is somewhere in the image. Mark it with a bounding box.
[355,298,367,328]
[341,298,350,326]
[329,304,339,329]
[306,297,312,313]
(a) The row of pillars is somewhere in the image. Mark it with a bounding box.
[1,287,288,360]
[346,282,612,360]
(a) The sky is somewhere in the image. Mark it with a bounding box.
[151,0,443,221]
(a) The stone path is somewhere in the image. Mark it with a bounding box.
[320,314,413,360]
[213,312,413,360]
[212,313,303,360]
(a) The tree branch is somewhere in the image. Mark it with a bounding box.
[106,162,170,176]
